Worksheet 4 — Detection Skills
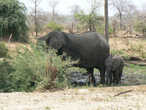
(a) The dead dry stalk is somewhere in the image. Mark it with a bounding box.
[8,34,12,49]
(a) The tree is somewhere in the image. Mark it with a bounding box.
[49,0,59,21]
[111,0,130,30]
[30,0,41,37]
[133,7,146,35]
[28,10,49,35]
[0,0,28,42]
[104,0,109,42]
[74,0,102,32]
[75,12,104,32]
[70,5,82,32]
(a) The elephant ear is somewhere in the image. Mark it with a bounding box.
[46,31,66,50]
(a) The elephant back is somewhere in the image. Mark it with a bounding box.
[67,32,110,68]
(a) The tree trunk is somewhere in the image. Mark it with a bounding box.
[119,13,122,30]
[34,0,38,37]
[104,0,109,43]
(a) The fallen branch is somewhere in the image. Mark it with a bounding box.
[127,61,146,66]
[114,89,133,97]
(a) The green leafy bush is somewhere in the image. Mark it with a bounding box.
[0,0,28,42]
[0,42,8,58]
[47,21,64,31]
[0,60,15,92]
[75,12,104,32]
[0,41,75,92]
[10,43,72,91]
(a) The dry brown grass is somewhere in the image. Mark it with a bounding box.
[5,42,31,57]
[109,37,146,59]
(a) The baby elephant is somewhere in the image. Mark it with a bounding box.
[105,55,124,85]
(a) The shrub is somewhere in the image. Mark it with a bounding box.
[0,60,15,92]
[0,42,75,92]
[47,21,64,31]
[9,43,72,91]
[0,42,8,58]
[0,0,28,42]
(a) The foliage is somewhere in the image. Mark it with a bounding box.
[0,42,8,58]
[0,60,15,92]
[96,23,104,35]
[47,21,64,31]
[134,21,146,33]
[74,11,104,32]
[0,0,28,42]
[0,42,73,92]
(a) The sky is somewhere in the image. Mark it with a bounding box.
[20,0,146,16]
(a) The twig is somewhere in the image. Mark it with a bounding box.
[114,89,133,97]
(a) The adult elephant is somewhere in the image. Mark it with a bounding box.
[45,31,110,86]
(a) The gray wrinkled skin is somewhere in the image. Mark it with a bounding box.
[45,31,110,86]
[105,55,124,85]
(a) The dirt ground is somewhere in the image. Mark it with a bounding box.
[1,85,146,110]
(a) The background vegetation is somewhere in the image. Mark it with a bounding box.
[0,42,74,92]
[0,0,28,42]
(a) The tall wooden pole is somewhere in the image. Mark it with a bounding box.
[104,0,109,43]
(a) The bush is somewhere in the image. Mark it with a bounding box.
[47,21,64,31]
[0,0,28,42]
[9,43,72,91]
[0,42,75,92]
[0,60,15,92]
[0,42,8,58]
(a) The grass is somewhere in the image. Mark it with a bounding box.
[122,64,146,86]
[124,64,146,74]
[110,37,146,59]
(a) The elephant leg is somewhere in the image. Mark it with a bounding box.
[114,71,120,84]
[87,68,96,86]
[119,66,123,83]
[109,72,113,85]
[105,73,108,84]
[105,72,110,85]
[99,68,105,84]
[106,71,113,85]
[112,71,116,84]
